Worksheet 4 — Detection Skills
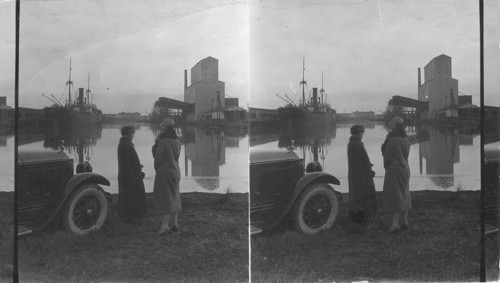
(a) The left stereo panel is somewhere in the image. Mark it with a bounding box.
[0,0,16,281]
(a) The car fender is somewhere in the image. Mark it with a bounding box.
[291,172,342,204]
[64,172,110,196]
[294,172,340,195]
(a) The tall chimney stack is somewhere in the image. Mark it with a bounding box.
[417,68,421,100]
[184,69,188,102]
[418,68,421,87]
[184,69,188,90]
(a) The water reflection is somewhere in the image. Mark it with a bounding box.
[278,124,336,168]
[0,128,14,191]
[184,127,225,190]
[43,125,101,163]
[183,127,247,191]
[418,126,458,188]
[18,123,249,194]
[0,130,13,147]
[251,122,480,192]
[417,125,479,189]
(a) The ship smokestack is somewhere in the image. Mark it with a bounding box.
[312,87,318,111]
[78,88,84,112]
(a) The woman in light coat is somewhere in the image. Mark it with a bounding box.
[152,118,182,234]
[381,116,411,232]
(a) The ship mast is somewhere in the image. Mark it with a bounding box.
[86,72,91,106]
[66,57,73,107]
[319,72,325,105]
[299,57,307,107]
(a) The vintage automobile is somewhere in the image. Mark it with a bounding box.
[250,148,342,235]
[17,149,111,236]
[482,147,500,281]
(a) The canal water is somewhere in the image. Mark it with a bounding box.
[251,122,481,193]
[11,122,482,194]
[0,132,14,192]
[18,123,249,194]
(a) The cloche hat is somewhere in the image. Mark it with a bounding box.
[388,116,404,128]
[159,118,175,130]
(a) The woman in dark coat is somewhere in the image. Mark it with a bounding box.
[117,125,147,223]
[347,125,376,213]
[381,116,411,232]
[152,118,182,234]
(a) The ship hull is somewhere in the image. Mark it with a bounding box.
[278,106,335,131]
[44,107,102,130]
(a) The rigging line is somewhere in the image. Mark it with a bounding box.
[376,0,383,25]
[57,84,66,101]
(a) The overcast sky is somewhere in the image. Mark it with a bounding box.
[16,0,248,114]
[484,0,500,107]
[0,1,15,107]
[249,0,488,113]
[1,0,498,113]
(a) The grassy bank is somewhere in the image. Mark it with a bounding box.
[252,190,480,282]
[0,192,13,281]
[18,192,248,282]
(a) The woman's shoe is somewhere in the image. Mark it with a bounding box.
[400,223,410,230]
[170,225,179,233]
[158,227,170,235]
[387,225,401,233]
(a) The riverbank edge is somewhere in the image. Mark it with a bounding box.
[252,189,480,282]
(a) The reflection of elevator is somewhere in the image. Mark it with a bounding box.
[0,134,7,146]
[419,126,459,188]
[184,127,226,189]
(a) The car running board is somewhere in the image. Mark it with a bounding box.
[18,226,33,236]
[485,224,499,235]
[250,225,262,235]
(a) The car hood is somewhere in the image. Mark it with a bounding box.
[250,149,300,165]
[18,150,70,165]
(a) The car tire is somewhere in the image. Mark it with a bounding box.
[293,183,339,234]
[62,183,108,235]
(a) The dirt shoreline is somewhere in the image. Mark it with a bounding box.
[14,191,248,282]
[1,189,482,281]
[252,190,480,282]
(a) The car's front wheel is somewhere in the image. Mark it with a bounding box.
[293,183,339,234]
[62,183,108,234]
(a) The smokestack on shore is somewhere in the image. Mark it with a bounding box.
[418,68,421,100]
[418,68,421,87]
[184,70,188,90]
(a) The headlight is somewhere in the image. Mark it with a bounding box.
[306,161,322,173]
[76,161,93,173]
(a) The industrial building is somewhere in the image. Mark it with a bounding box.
[184,56,226,122]
[418,54,459,119]
[153,56,247,124]
[387,54,479,122]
